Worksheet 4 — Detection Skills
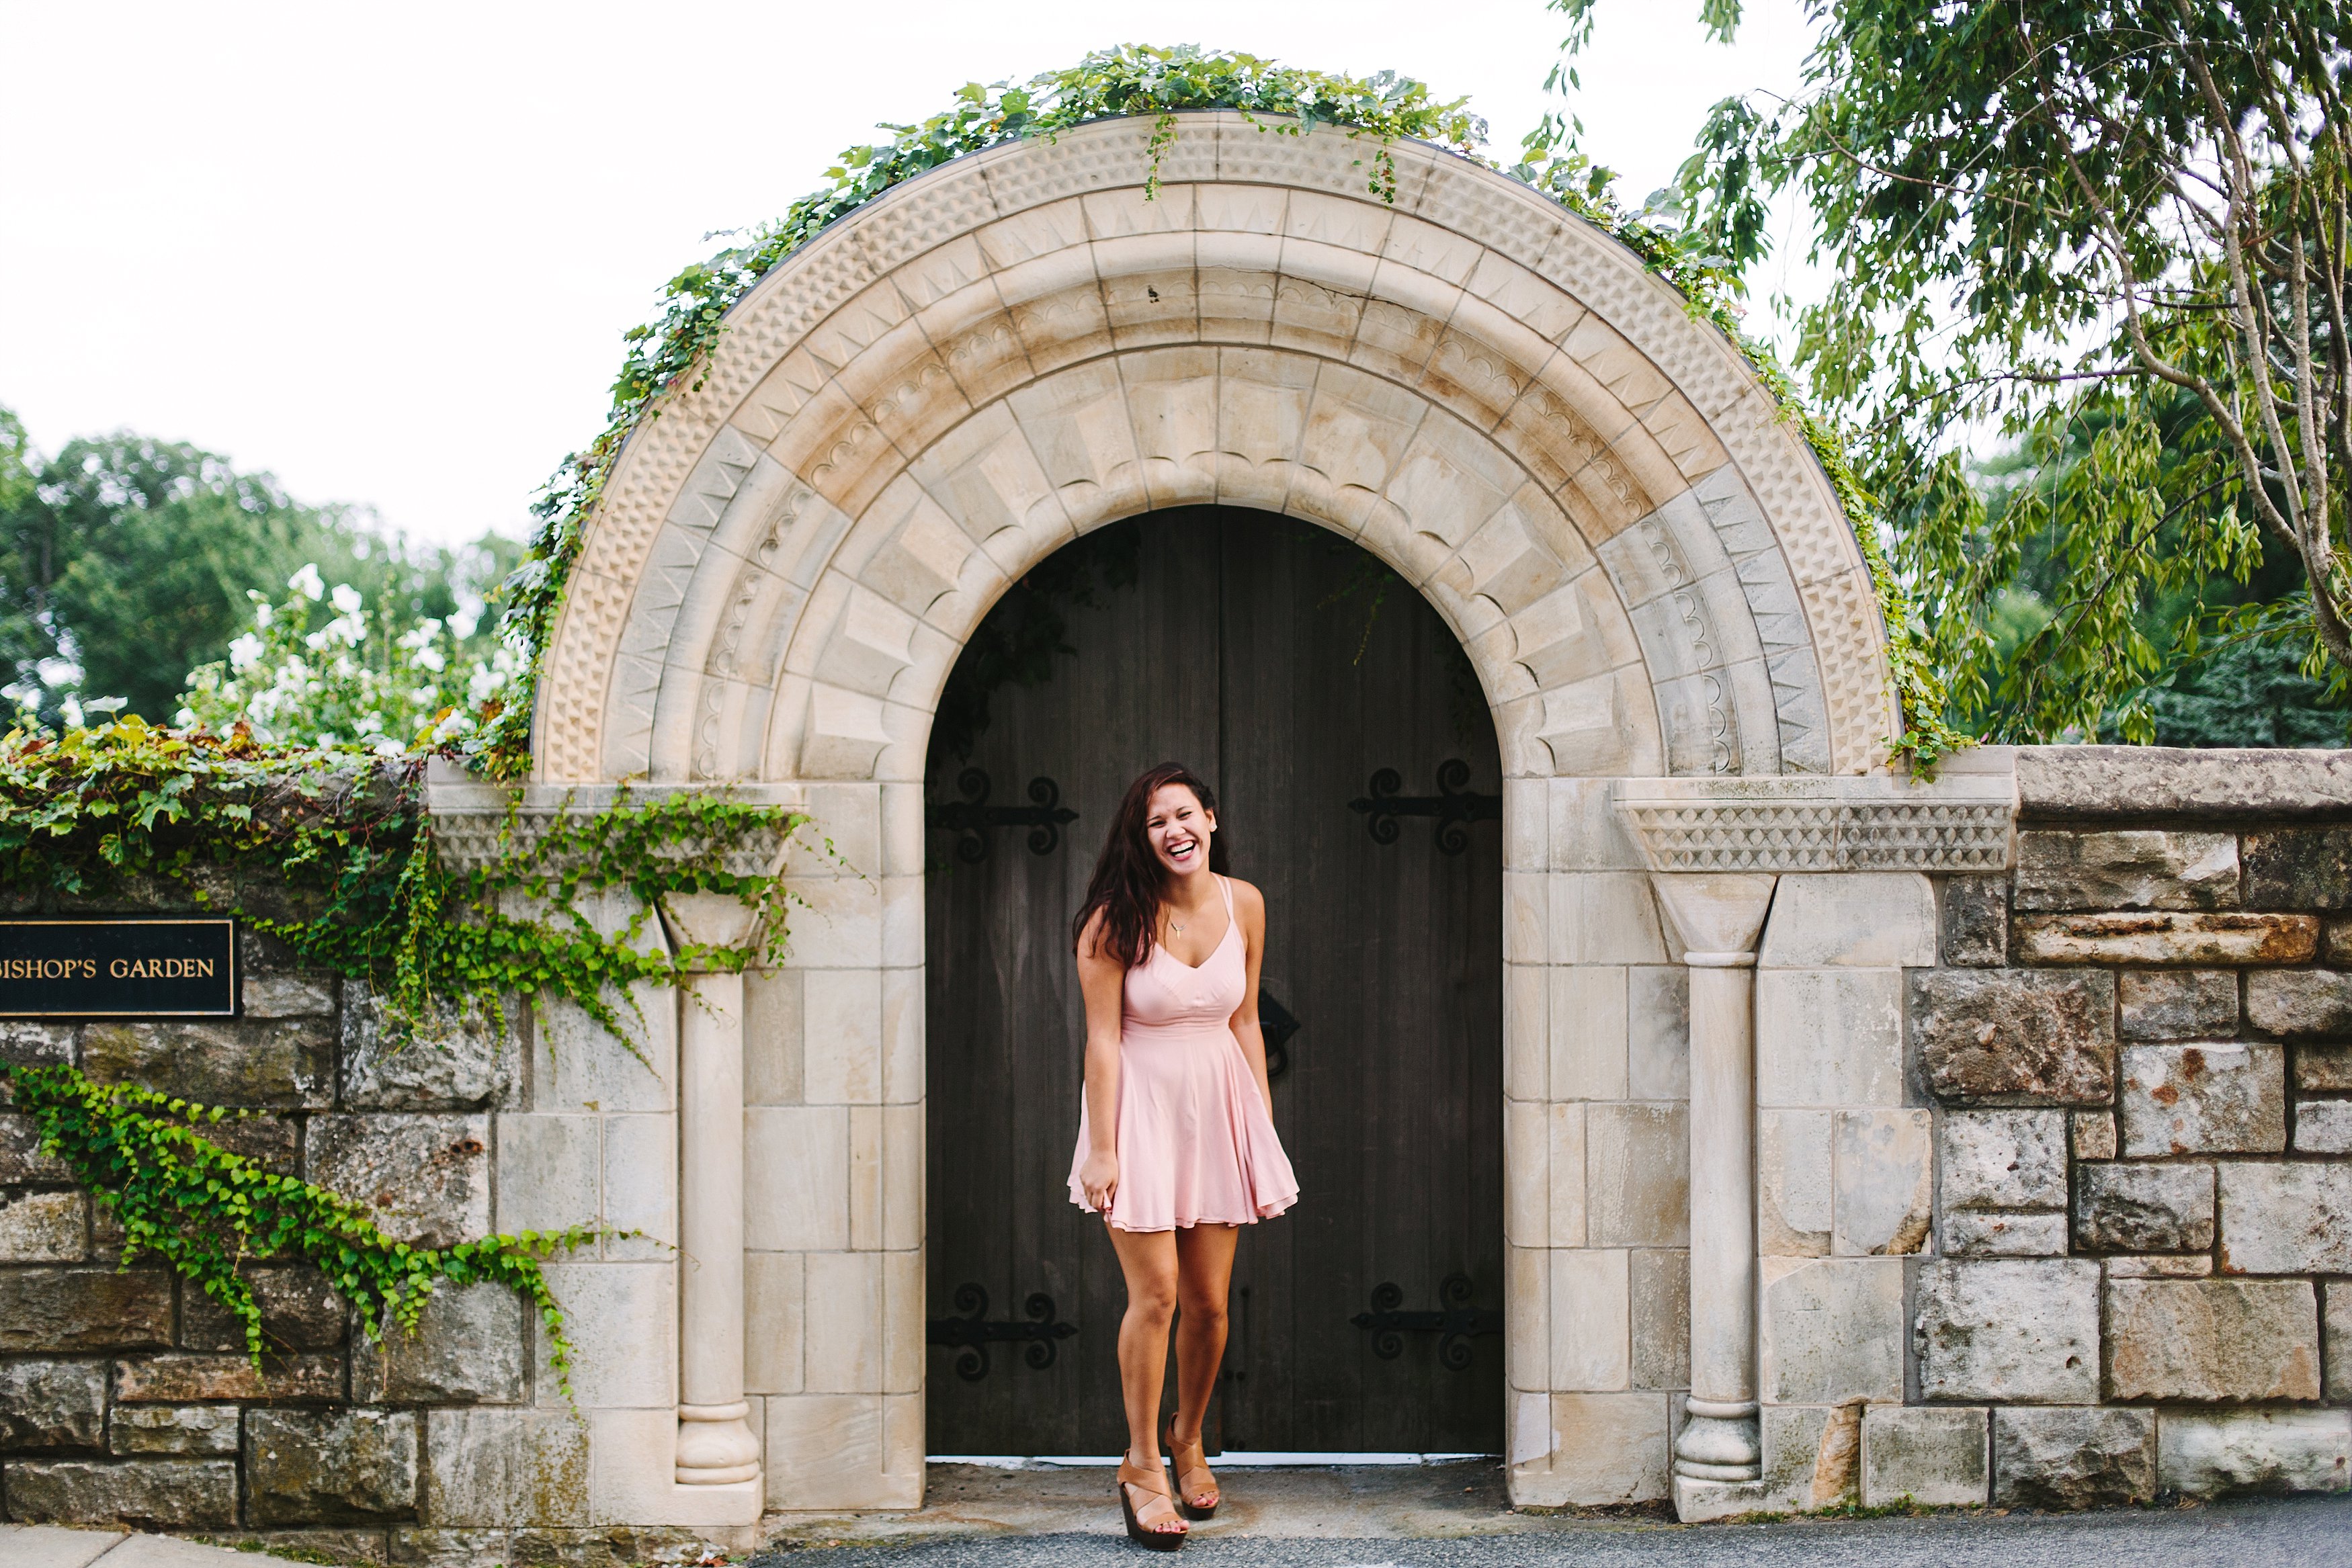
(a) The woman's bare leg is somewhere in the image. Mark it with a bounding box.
[1107,1223,1181,1471]
[1169,1223,1238,1459]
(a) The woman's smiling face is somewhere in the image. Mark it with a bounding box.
[1144,782,1215,877]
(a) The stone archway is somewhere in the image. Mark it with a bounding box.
[521,109,1909,1522]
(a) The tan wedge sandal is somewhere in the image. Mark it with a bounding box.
[1118,1456,1188,1550]
[1161,1418,1220,1520]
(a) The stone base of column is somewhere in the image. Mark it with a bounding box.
[1674,1400,1760,1483]
[677,1401,761,1486]
[1671,1473,1777,1523]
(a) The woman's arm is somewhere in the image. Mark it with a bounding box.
[1226,879,1275,1117]
[1075,910,1127,1211]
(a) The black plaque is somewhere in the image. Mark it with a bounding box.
[0,920,239,1018]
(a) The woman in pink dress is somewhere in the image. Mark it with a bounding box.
[1068,762,1298,1549]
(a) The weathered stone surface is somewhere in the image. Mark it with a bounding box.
[2119,1043,2285,1156]
[2300,1043,2352,1090]
[0,1358,104,1448]
[306,1113,491,1248]
[2295,1098,2352,1152]
[2119,970,2239,1041]
[1760,1256,1905,1405]
[2072,1110,2118,1160]
[2109,1254,2214,1277]
[2015,830,2238,912]
[2,1458,239,1528]
[1910,970,2115,1106]
[2106,1278,2319,1401]
[353,1280,528,1404]
[1759,1109,1829,1257]
[2243,826,2352,911]
[110,1403,242,1455]
[1756,874,1937,967]
[1626,1250,1688,1391]
[80,1016,335,1107]
[241,969,339,1018]
[1914,1259,2100,1403]
[2218,1162,2352,1274]
[247,1408,420,1524]
[1860,1405,1988,1508]
[0,1188,86,1261]
[1943,1211,2068,1256]
[1585,1102,1687,1247]
[0,1268,172,1352]
[1992,1407,2156,1509]
[180,1266,347,1352]
[2015,745,2352,817]
[1760,1403,1861,1512]
[0,1023,73,1098]
[2072,1162,2215,1252]
[419,1407,591,1528]
[2326,1282,2352,1402]
[341,983,519,1111]
[113,1352,343,1403]
[1940,875,2009,966]
[2247,969,2352,1038]
[1832,1109,1931,1256]
[1939,1109,2069,1211]
[0,1112,73,1182]
[2015,912,2318,967]
[2328,916,2352,966]
[2158,1409,2352,1496]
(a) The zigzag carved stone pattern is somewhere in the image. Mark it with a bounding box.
[534,113,1896,785]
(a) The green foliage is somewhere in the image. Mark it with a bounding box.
[0,411,521,732]
[1668,0,2352,745]
[7,1062,596,1380]
[0,717,806,1047]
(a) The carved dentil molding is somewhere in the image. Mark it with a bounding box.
[1612,775,2016,874]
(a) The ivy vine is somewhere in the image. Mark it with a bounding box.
[7,1063,597,1384]
[467,42,1964,781]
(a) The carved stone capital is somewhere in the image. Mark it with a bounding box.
[1612,773,2015,876]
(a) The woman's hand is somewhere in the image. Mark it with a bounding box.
[1079,1149,1119,1213]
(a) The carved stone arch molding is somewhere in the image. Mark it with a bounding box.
[532,111,1898,786]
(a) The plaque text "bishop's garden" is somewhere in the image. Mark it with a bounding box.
[0,920,239,1016]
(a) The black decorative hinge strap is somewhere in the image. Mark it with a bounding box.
[926,768,1079,863]
[926,1283,1077,1382]
[1348,759,1501,855]
[1350,1274,1501,1371]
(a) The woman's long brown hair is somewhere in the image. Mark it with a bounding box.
[1072,763,1229,969]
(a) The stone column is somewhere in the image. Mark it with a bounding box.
[1645,873,1777,1485]
[663,892,769,1488]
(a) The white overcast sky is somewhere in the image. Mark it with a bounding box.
[0,1,1817,548]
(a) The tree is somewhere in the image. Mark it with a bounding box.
[1566,0,2351,742]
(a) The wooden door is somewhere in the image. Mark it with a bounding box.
[923,509,1503,1456]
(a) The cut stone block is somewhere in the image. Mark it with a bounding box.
[2327,1282,2352,1402]
[2015,912,2317,967]
[113,1353,342,1403]
[1759,1109,1830,1257]
[241,969,338,1017]
[2109,1254,2214,1278]
[2105,1278,2319,1401]
[1939,875,2008,966]
[1831,1109,1930,1256]
[246,1408,420,1525]
[1,1458,239,1529]
[1585,1102,1687,1248]
[79,1016,335,1108]
[1992,1406,2156,1509]
[1757,969,1903,1108]
[0,1358,104,1449]
[1943,1211,2068,1256]
[1759,1402,1863,1512]
[2071,1161,2215,1253]
[2013,746,2352,816]
[1628,1250,1689,1391]
[306,1113,491,1248]
[2300,1043,2352,1091]
[1860,1405,1988,1508]
[2244,969,2352,1037]
[0,1190,87,1262]
[2242,826,2352,911]
[1759,1256,1904,1405]
[419,1407,591,1528]
[2014,830,2237,912]
[2119,970,2239,1041]
[108,1404,241,1456]
[2329,916,2352,966]
[2218,1162,2352,1274]
[2294,1098,2352,1152]
[1910,969,2116,1106]
[1757,874,1937,967]
[353,1280,527,1404]
[2071,1110,2117,1160]
[179,1266,347,1352]
[1938,1109,2068,1211]
[2158,1409,2351,1496]
[0,1270,173,1353]
[2119,1043,2285,1156]
[341,982,519,1111]
[1540,1392,1670,1506]
[1914,1258,2100,1403]
[0,1113,73,1182]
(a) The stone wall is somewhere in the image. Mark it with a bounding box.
[0,890,707,1565]
[1756,748,2352,1510]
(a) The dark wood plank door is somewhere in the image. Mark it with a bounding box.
[924,509,1503,1456]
